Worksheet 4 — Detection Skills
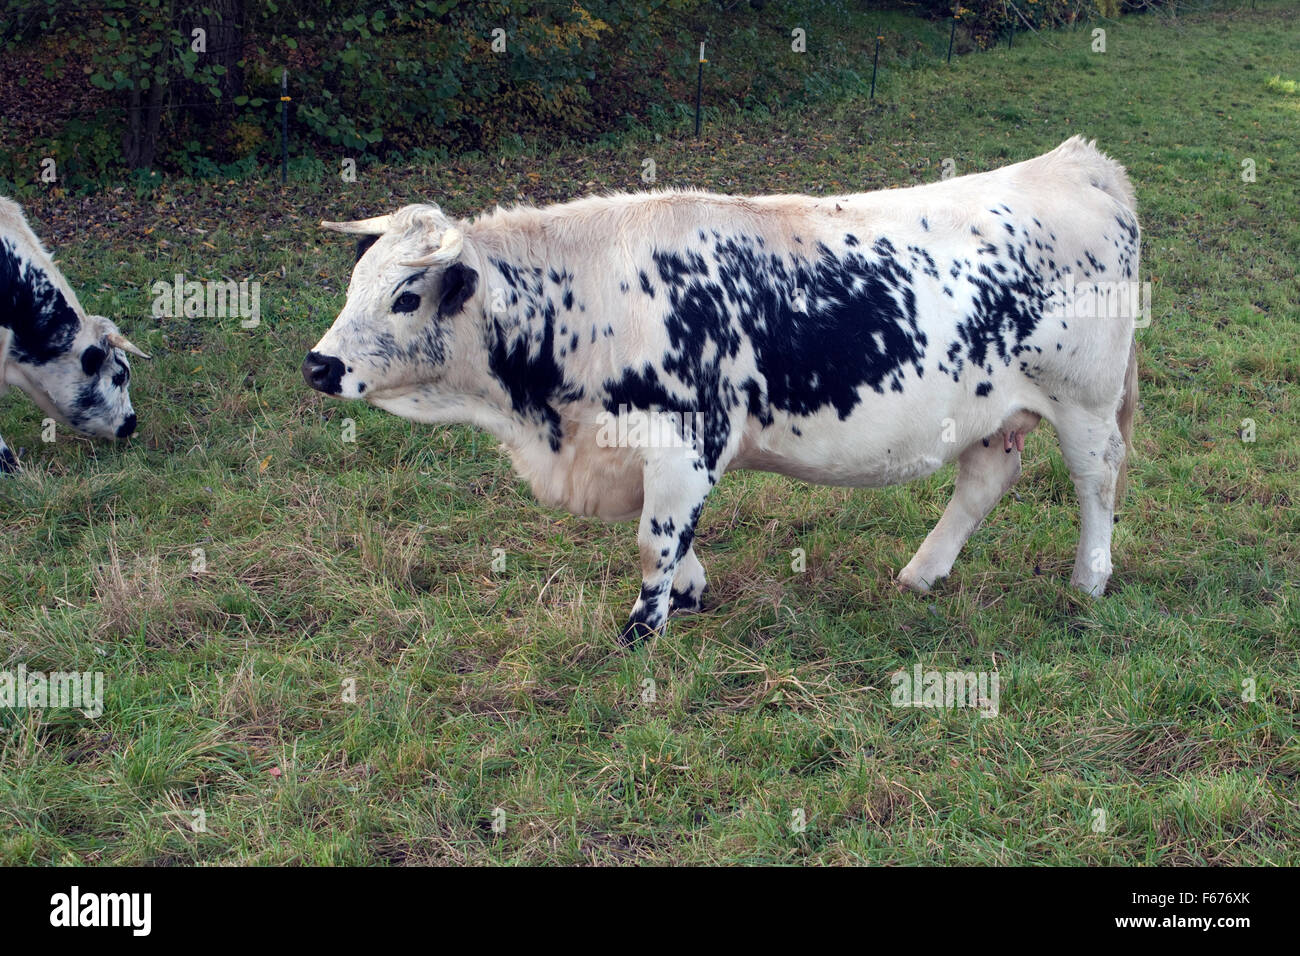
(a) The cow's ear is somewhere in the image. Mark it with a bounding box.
[354,235,379,263]
[438,262,478,318]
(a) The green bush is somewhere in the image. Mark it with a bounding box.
[912,1,1133,48]
[0,0,1195,184]
[1,0,711,176]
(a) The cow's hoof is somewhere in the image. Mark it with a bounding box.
[896,566,934,594]
[1069,572,1109,597]
[617,618,659,648]
[669,585,707,616]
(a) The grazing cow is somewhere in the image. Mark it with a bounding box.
[305,136,1139,646]
[0,197,147,471]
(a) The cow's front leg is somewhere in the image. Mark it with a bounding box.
[618,457,714,647]
[0,434,17,473]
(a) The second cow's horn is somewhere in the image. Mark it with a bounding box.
[320,215,394,235]
[107,331,150,360]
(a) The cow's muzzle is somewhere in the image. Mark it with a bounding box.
[302,351,344,394]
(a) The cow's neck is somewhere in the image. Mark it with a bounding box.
[462,237,575,460]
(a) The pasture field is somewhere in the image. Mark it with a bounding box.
[1,3,1297,865]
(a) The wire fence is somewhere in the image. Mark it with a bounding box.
[0,0,1274,182]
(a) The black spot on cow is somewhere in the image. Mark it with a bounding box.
[975,381,992,397]
[669,585,703,613]
[0,238,79,364]
[483,258,581,451]
[639,271,655,298]
[618,236,929,468]
[944,245,1046,382]
[487,313,565,451]
[742,378,771,427]
[618,580,670,646]
[80,345,106,376]
[438,262,478,318]
[73,380,104,422]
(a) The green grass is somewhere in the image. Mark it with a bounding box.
[1265,73,1298,95]
[2,3,1297,865]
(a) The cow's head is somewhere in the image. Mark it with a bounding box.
[1,310,147,441]
[304,205,480,415]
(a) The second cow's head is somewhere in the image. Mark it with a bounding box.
[0,224,149,441]
[304,205,480,417]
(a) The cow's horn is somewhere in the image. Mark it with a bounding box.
[320,215,394,235]
[400,228,463,268]
[107,331,150,359]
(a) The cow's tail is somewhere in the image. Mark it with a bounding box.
[1114,336,1138,507]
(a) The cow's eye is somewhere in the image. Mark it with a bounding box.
[393,292,421,313]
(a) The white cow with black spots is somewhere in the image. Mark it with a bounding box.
[0,197,148,471]
[304,137,1140,646]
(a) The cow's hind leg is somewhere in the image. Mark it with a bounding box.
[1050,406,1125,596]
[899,423,1034,592]
[669,545,708,615]
[619,456,714,647]
[0,434,17,473]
